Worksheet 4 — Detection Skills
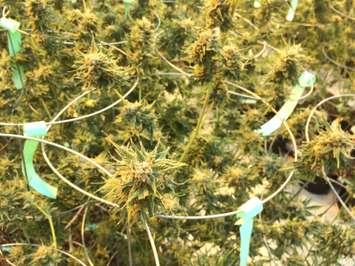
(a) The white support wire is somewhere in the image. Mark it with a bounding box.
[40,77,119,207]
[322,167,355,222]
[0,243,88,266]
[156,50,192,78]
[0,78,138,127]
[43,77,138,125]
[0,133,118,208]
[305,93,355,142]
[304,94,355,222]
[0,133,112,177]
[142,214,160,266]
[226,89,259,100]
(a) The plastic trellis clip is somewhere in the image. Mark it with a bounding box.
[0,16,25,89]
[123,0,134,18]
[0,246,11,253]
[85,223,97,231]
[253,0,261,8]
[22,121,58,199]
[236,197,263,266]
[256,71,316,137]
[286,0,298,21]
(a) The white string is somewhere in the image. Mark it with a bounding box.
[305,94,355,142]
[304,94,355,221]
[0,131,119,207]
[299,85,314,100]
[50,77,137,125]
[156,51,192,77]
[47,89,95,130]
[41,144,117,207]
[261,171,295,203]
[142,214,160,266]
[329,4,355,21]
[0,243,88,266]
[227,90,259,100]
[157,209,241,220]
[0,133,115,184]
[38,78,120,207]
[0,78,138,127]
[321,166,355,222]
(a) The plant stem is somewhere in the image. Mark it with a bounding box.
[33,203,57,250]
[179,85,212,162]
[127,219,133,266]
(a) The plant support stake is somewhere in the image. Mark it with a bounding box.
[22,121,58,199]
[236,198,263,266]
[286,0,298,21]
[256,71,316,136]
[0,16,25,89]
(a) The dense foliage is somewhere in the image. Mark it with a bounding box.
[0,0,354,265]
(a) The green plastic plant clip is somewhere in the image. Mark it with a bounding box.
[236,197,263,266]
[0,17,20,32]
[253,0,261,8]
[11,64,25,90]
[0,17,25,89]
[123,0,134,18]
[7,29,22,56]
[256,71,316,136]
[22,121,58,199]
[0,246,11,253]
[286,0,298,21]
[0,17,21,57]
[85,223,97,231]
